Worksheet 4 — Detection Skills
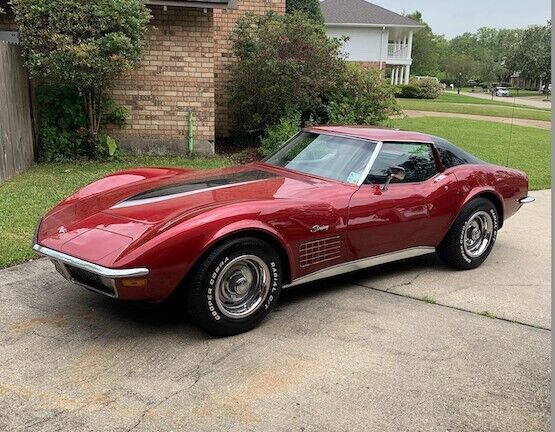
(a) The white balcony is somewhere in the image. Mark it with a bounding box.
[387,43,410,61]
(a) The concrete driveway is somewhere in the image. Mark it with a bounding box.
[460,91,552,110]
[0,191,550,432]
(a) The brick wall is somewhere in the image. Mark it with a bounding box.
[213,0,285,140]
[110,6,216,155]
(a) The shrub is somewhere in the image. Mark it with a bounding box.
[413,79,443,98]
[396,79,442,99]
[326,65,399,124]
[228,11,345,141]
[260,111,302,156]
[14,0,150,156]
[37,85,87,161]
[396,84,420,98]
[36,85,128,161]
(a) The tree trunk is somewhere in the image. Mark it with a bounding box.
[82,87,103,158]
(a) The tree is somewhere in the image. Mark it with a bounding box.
[406,11,448,77]
[13,0,150,156]
[507,22,551,86]
[441,52,478,82]
[228,11,345,139]
[286,0,324,23]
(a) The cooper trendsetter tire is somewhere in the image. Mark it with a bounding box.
[437,197,499,270]
[185,237,282,336]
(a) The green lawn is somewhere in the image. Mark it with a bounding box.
[0,155,231,269]
[390,117,551,191]
[398,97,551,122]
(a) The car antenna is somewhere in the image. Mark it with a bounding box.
[505,91,517,167]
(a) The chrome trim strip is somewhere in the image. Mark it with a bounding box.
[33,244,149,278]
[518,196,535,204]
[284,247,436,288]
[357,141,383,186]
[111,178,269,209]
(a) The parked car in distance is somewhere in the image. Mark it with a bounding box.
[34,127,534,336]
[495,86,509,97]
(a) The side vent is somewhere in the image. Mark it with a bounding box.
[300,236,342,268]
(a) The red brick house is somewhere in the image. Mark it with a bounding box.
[0,0,285,155]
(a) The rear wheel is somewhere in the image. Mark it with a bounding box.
[437,197,499,270]
[185,237,282,336]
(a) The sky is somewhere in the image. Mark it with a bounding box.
[369,0,551,38]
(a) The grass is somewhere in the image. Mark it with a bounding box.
[389,117,551,191]
[398,97,551,122]
[437,92,549,108]
[0,155,231,269]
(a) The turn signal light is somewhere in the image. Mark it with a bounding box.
[120,278,148,288]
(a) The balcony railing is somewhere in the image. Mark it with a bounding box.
[387,44,410,60]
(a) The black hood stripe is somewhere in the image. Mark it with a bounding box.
[112,170,279,209]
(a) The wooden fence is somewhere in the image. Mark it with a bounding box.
[0,42,35,182]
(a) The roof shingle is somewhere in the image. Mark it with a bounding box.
[321,0,421,27]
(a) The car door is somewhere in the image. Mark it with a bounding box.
[347,141,457,259]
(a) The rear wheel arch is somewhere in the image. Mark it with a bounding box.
[466,191,504,228]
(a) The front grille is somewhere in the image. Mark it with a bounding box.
[65,265,116,297]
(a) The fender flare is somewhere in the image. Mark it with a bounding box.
[451,187,505,233]
[192,220,296,284]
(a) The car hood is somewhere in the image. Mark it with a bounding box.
[37,163,323,263]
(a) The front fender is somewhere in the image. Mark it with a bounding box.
[200,219,295,275]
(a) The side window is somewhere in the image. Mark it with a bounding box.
[437,147,467,168]
[365,142,437,185]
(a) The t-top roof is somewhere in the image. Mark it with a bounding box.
[306,126,434,143]
[321,0,422,27]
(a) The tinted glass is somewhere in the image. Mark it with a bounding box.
[365,142,437,185]
[265,132,377,184]
[431,136,483,168]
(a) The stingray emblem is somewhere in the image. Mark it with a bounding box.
[310,225,330,233]
[58,226,67,234]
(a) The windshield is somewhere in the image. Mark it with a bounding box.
[264,132,378,184]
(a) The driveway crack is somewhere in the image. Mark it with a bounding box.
[355,283,551,332]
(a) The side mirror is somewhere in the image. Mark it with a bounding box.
[382,166,406,191]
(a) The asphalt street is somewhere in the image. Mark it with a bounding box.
[0,191,550,432]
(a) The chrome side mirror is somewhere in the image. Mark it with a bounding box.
[382,166,406,191]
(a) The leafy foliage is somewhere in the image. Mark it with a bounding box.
[36,85,128,161]
[406,11,448,77]
[260,111,302,156]
[286,0,323,23]
[13,0,150,155]
[229,11,345,140]
[326,65,399,123]
[395,79,442,99]
[506,23,551,84]
[229,11,398,147]
[37,85,87,161]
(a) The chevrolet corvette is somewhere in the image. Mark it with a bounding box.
[34,126,534,335]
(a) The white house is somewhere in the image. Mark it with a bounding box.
[321,0,423,85]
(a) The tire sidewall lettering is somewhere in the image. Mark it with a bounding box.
[206,255,280,321]
[458,205,498,264]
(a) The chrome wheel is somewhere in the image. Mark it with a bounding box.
[463,211,494,258]
[214,255,271,319]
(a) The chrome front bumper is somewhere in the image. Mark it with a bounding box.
[33,244,149,298]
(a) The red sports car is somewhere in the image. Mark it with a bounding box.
[34,126,534,335]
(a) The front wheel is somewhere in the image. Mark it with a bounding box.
[437,197,499,270]
[185,237,282,336]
